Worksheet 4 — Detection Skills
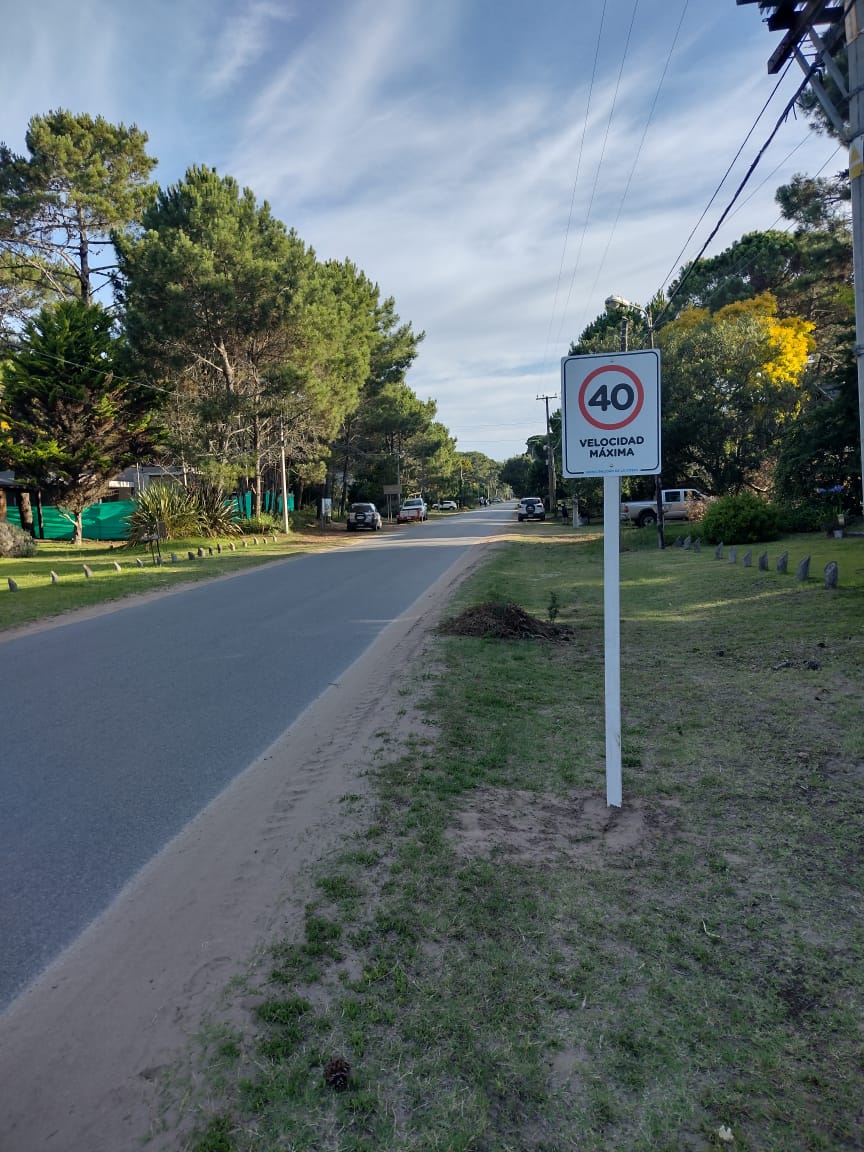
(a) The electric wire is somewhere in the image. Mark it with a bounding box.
[653,59,830,329]
[725,135,811,221]
[702,144,845,296]
[553,0,641,347]
[654,57,795,311]
[0,341,178,398]
[541,1,608,372]
[573,0,690,339]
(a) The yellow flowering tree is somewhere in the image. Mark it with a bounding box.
[657,292,814,492]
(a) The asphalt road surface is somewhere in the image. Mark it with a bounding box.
[0,505,510,1010]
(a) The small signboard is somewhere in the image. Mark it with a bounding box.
[850,135,864,181]
[561,349,661,477]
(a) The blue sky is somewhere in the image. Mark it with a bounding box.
[2,0,844,460]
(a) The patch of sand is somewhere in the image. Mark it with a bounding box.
[450,788,669,867]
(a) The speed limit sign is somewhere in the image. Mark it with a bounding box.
[561,349,661,477]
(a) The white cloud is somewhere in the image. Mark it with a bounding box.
[0,0,845,459]
[202,0,296,97]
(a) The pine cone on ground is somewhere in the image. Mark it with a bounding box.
[323,1056,351,1091]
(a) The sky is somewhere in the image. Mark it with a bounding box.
[1,0,845,461]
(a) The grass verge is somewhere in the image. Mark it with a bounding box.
[0,523,377,633]
[163,529,864,1149]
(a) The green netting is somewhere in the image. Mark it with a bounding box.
[83,501,136,540]
[230,492,293,518]
[4,501,135,541]
[4,493,294,540]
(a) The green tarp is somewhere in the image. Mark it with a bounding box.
[4,501,135,541]
[5,492,294,541]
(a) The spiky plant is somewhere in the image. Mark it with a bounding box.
[126,481,202,543]
[190,480,241,537]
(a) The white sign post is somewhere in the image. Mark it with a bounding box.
[560,350,661,808]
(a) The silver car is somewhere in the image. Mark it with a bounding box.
[346,502,382,531]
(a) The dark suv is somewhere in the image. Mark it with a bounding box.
[346,502,382,531]
[517,498,546,522]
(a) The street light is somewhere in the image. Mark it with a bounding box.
[605,294,663,548]
[604,295,654,349]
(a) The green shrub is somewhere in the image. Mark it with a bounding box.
[772,499,824,534]
[0,519,37,557]
[701,492,780,545]
[237,514,281,535]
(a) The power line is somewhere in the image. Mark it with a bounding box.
[541,0,608,370]
[574,0,690,338]
[654,60,826,328]
[655,58,795,304]
[554,0,642,347]
[725,134,811,222]
[0,340,177,398]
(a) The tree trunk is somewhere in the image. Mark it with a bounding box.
[0,486,6,521]
[252,414,263,518]
[340,454,350,515]
[77,205,91,302]
[72,511,83,546]
[19,490,35,537]
[35,489,45,538]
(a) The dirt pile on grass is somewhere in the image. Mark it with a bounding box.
[439,600,573,641]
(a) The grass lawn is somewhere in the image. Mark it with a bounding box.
[0,521,371,633]
[173,525,864,1152]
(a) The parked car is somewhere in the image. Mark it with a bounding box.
[397,498,428,523]
[517,497,546,522]
[438,500,458,511]
[620,488,712,528]
[346,502,382,531]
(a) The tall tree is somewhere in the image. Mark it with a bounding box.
[499,455,533,496]
[0,298,154,543]
[668,231,804,315]
[413,422,458,500]
[333,297,424,510]
[291,257,380,502]
[657,294,814,493]
[457,450,501,504]
[116,165,319,515]
[0,111,157,305]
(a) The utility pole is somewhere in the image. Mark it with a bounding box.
[739,0,864,510]
[279,417,290,534]
[537,393,558,512]
[846,1,864,514]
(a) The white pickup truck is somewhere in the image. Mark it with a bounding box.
[397,497,428,523]
[620,488,711,528]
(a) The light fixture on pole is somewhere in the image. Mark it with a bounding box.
[604,296,654,349]
[605,294,663,549]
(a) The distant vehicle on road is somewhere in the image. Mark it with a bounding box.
[517,497,546,522]
[397,498,428,523]
[346,502,383,531]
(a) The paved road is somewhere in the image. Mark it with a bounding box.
[0,506,510,1010]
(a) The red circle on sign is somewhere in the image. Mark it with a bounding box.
[578,364,645,430]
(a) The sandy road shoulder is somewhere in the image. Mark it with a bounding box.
[0,540,496,1152]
